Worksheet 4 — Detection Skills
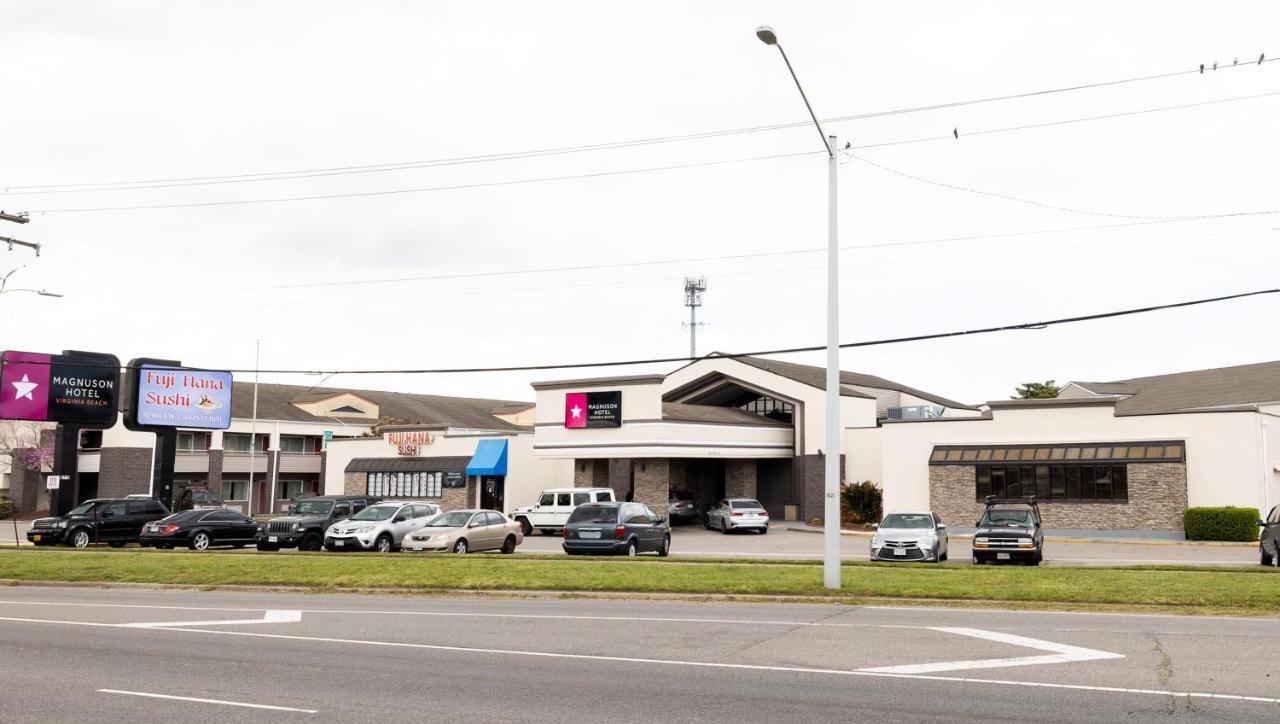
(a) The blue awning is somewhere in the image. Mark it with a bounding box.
[466,439,508,476]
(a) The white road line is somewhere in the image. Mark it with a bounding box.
[858,627,1123,674]
[121,609,302,628]
[5,615,1277,707]
[97,689,316,713]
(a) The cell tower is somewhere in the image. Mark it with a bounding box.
[682,276,707,358]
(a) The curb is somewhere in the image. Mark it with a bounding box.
[785,525,1256,547]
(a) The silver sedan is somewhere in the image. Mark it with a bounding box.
[704,498,770,534]
[870,511,948,562]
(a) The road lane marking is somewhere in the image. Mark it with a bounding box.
[4,615,1276,707]
[97,689,316,713]
[858,627,1123,674]
[121,609,302,628]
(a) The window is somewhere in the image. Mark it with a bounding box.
[364,471,441,498]
[556,493,571,506]
[933,442,1184,465]
[279,436,307,453]
[485,512,505,526]
[334,502,352,517]
[573,492,589,506]
[103,502,127,517]
[79,430,102,449]
[176,432,209,453]
[976,464,1128,503]
[206,511,241,522]
[594,491,610,502]
[351,501,367,513]
[538,493,555,506]
[223,433,252,452]
[221,480,248,500]
[735,395,794,423]
[126,501,152,515]
[282,480,316,500]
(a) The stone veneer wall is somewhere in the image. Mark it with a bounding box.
[928,463,1188,530]
[97,448,154,499]
[573,459,609,487]
[8,452,46,514]
[206,450,224,494]
[794,453,845,522]
[631,458,669,514]
[725,459,758,499]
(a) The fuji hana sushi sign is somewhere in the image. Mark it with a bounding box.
[135,365,233,429]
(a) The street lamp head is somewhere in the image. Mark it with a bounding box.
[755,25,778,45]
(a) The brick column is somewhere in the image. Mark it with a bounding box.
[207,450,224,497]
[725,459,758,498]
[607,458,632,498]
[573,459,608,487]
[98,448,154,498]
[9,453,40,514]
[264,451,277,513]
[632,458,669,515]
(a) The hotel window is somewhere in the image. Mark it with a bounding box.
[735,395,794,423]
[223,433,252,452]
[279,436,307,453]
[221,479,248,501]
[365,471,442,498]
[975,464,1128,503]
[176,432,209,453]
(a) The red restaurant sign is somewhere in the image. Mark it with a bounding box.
[387,430,433,456]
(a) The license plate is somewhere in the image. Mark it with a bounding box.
[580,530,601,539]
[32,534,41,542]
[997,552,1010,560]
[893,548,906,556]
[334,540,344,547]
[267,536,278,543]
[412,546,423,551]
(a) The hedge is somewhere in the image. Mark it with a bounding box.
[0,497,14,521]
[1184,507,1259,542]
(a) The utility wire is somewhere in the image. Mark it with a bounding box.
[26,88,1280,215]
[5,288,1275,375]
[4,55,1274,194]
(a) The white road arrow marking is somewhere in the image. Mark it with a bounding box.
[121,609,302,629]
[856,626,1124,674]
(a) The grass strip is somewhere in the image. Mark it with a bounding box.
[1,549,1277,612]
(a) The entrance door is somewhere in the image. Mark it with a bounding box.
[480,476,505,512]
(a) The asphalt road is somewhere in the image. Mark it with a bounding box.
[0,586,1275,722]
[2,520,1260,566]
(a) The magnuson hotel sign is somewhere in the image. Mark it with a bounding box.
[0,350,120,426]
[564,391,622,428]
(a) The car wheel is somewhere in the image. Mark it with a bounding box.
[70,529,91,549]
[256,543,279,552]
[517,517,532,536]
[299,533,322,552]
[500,535,516,554]
[625,540,637,557]
[108,541,127,548]
[972,554,984,565]
[453,538,469,554]
[659,536,670,557]
[759,527,768,535]
[1025,558,1041,567]
[703,518,712,530]
[190,532,211,551]
[375,535,393,553]
[720,519,730,535]
[939,550,948,562]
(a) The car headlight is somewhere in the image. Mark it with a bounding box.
[919,533,937,546]
[871,535,884,547]
[974,536,989,544]
[291,523,301,532]
[57,521,68,528]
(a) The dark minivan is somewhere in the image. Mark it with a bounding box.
[563,502,670,557]
[27,497,170,548]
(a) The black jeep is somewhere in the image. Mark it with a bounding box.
[255,495,379,551]
[971,496,1044,566]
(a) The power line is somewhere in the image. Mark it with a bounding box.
[26,87,1280,215]
[5,287,1275,375]
[4,55,1274,194]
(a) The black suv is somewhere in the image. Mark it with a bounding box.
[27,497,170,548]
[256,495,379,551]
[1260,505,1279,566]
[971,496,1044,566]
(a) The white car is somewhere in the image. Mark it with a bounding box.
[705,498,770,534]
[511,487,615,536]
[322,501,439,553]
[870,510,948,563]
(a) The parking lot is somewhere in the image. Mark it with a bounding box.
[1,518,1258,566]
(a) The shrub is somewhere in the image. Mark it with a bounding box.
[1184,507,1260,542]
[840,480,883,525]
[0,497,14,520]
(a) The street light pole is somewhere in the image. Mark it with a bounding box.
[757,25,843,590]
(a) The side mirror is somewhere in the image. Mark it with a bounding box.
[469,521,481,528]
[871,523,878,530]
[937,524,946,530]
[1260,520,1268,527]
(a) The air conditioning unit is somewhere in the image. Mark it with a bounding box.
[887,405,943,420]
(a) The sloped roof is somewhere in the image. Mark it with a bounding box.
[728,355,976,410]
[1068,360,1280,415]
[661,402,791,427]
[229,382,532,431]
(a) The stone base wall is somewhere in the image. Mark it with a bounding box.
[632,458,669,514]
[573,459,609,487]
[98,447,154,499]
[343,472,363,496]
[608,459,633,498]
[795,453,845,522]
[725,459,758,499]
[8,454,47,514]
[928,463,1188,530]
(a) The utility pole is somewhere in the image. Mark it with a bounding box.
[1,211,40,256]
[683,276,707,358]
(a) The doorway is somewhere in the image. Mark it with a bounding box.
[77,473,99,503]
[480,476,505,512]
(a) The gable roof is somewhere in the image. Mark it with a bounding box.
[661,402,792,427]
[229,382,533,431]
[1068,360,1280,415]
[727,355,976,410]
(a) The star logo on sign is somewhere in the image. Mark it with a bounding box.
[570,404,583,419]
[11,374,38,401]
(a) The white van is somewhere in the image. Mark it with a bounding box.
[512,487,615,536]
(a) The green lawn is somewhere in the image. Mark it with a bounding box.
[0,548,1276,614]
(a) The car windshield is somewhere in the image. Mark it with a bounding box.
[730,500,763,509]
[293,500,333,515]
[350,505,397,521]
[427,511,473,528]
[191,491,220,502]
[68,501,99,516]
[671,491,694,501]
[880,513,933,529]
[568,505,618,524]
[982,509,1033,526]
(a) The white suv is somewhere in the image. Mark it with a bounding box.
[323,501,439,553]
[512,487,615,536]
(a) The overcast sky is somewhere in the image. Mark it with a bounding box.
[2,1,1277,406]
